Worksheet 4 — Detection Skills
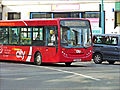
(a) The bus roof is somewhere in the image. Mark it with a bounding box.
[0,18,89,26]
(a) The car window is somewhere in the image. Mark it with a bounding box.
[105,36,118,45]
[93,35,106,44]
[110,37,117,45]
[93,35,118,45]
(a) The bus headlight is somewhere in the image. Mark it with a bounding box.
[62,51,68,56]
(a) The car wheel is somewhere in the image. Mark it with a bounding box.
[93,53,103,64]
[65,62,72,66]
[107,61,115,64]
[34,52,42,65]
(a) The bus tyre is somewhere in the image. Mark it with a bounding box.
[107,61,115,64]
[65,62,72,66]
[34,52,42,66]
[93,53,102,64]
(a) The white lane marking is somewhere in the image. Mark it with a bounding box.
[0,77,27,81]
[42,66,100,81]
[15,78,27,80]
[27,65,100,81]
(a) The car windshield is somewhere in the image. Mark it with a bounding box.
[60,20,92,48]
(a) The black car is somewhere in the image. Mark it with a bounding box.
[93,34,120,64]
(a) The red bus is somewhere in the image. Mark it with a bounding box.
[0,18,92,66]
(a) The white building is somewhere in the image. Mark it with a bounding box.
[0,0,120,34]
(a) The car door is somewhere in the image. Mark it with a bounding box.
[102,36,119,60]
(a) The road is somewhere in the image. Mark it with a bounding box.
[0,61,120,90]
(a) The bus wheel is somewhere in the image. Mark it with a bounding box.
[65,62,72,66]
[93,53,102,64]
[34,52,42,65]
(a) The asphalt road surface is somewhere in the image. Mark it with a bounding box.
[0,60,120,90]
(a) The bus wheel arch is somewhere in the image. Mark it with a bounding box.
[65,62,72,67]
[34,51,42,65]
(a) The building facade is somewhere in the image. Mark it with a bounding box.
[0,0,120,34]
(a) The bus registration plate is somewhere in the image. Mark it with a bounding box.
[74,59,81,62]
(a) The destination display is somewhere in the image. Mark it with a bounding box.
[63,20,88,27]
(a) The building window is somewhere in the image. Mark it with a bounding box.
[31,13,52,19]
[115,11,120,28]
[30,12,79,19]
[0,13,2,20]
[8,12,21,20]
[54,12,79,18]
[70,13,79,18]
[54,13,70,18]
[81,12,100,18]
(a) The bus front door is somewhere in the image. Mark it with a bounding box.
[44,47,57,62]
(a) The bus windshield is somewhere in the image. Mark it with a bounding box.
[60,20,92,48]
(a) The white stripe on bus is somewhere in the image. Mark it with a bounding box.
[26,46,32,62]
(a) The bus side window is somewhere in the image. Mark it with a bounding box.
[0,28,8,44]
[9,28,20,44]
[33,27,43,40]
[32,27,44,46]
[20,28,32,45]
